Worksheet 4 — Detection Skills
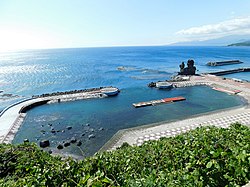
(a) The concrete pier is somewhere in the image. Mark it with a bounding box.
[208,67,250,76]
[101,74,250,151]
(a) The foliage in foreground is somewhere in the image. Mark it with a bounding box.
[0,123,249,187]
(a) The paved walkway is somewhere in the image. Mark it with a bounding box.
[102,74,250,151]
[103,107,250,151]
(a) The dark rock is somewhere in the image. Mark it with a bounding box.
[48,150,52,154]
[70,137,77,143]
[64,142,70,147]
[66,126,72,130]
[39,140,50,148]
[148,82,156,88]
[88,134,95,139]
[76,141,82,146]
[86,123,90,126]
[48,123,52,126]
[57,144,63,149]
[81,133,85,136]
[90,128,94,132]
[98,127,104,131]
[23,139,29,143]
[51,129,56,133]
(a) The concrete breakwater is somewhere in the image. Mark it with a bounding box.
[0,87,118,144]
[32,87,102,98]
[208,67,250,76]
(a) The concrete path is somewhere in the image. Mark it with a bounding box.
[0,98,37,142]
[102,74,250,151]
[103,107,250,151]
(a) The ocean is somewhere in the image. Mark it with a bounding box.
[1,46,249,157]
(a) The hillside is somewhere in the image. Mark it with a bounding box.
[1,123,249,186]
[170,35,250,46]
[228,41,250,46]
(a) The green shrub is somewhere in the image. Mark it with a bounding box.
[0,123,249,186]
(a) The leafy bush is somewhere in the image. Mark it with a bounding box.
[0,123,249,186]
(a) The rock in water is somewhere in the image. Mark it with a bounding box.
[57,144,63,149]
[88,134,95,139]
[39,140,50,148]
[23,138,29,143]
[66,126,72,130]
[64,142,70,147]
[76,141,82,146]
[70,137,77,143]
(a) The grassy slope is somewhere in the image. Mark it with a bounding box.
[0,123,249,186]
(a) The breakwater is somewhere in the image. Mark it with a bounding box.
[206,60,243,66]
[208,67,250,76]
[32,87,102,98]
[0,87,119,144]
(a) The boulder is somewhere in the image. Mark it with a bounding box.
[57,144,63,149]
[64,142,70,147]
[66,126,72,130]
[70,137,77,143]
[23,139,29,143]
[39,140,50,148]
[76,141,82,146]
[88,134,95,139]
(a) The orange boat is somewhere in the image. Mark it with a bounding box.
[133,96,186,108]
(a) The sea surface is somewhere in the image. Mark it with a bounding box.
[1,46,249,157]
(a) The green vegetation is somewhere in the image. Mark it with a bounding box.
[1,123,249,186]
[228,41,250,46]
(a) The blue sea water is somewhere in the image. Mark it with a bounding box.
[1,46,250,157]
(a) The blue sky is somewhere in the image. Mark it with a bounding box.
[0,0,250,50]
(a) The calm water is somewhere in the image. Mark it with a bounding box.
[12,86,243,156]
[1,46,249,156]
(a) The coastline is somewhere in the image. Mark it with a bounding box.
[0,87,113,143]
[100,74,250,152]
[1,74,250,153]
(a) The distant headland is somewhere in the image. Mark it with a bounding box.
[228,41,250,46]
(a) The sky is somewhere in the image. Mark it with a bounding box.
[0,0,250,51]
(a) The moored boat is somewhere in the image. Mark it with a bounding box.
[100,87,119,96]
[155,82,173,89]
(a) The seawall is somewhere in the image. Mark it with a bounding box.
[0,87,116,143]
[101,74,250,151]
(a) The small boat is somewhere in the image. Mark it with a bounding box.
[155,82,173,89]
[100,87,119,96]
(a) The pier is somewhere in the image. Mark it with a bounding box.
[101,74,250,151]
[0,87,119,143]
[207,67,250,76]
[206,60,243,66]
[133,97,185,108]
